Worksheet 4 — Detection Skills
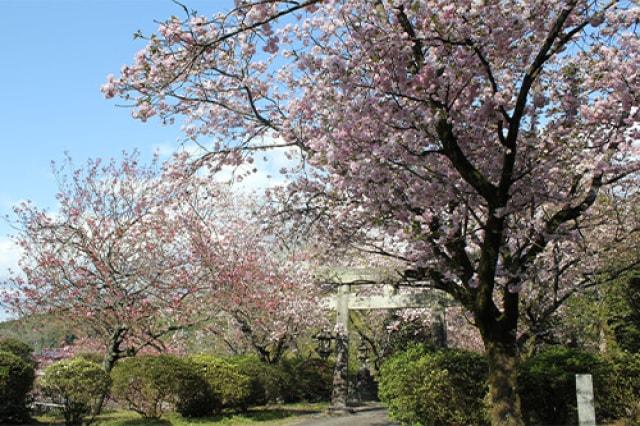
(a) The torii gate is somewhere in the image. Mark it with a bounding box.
[320,268,454,412]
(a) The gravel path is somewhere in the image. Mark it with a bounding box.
[292,408,398,426]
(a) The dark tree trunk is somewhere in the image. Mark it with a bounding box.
[93,327,127,416]
[92,350,117,416]
[478,318,524,426]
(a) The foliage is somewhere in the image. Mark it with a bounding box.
[605,351,640,423]
[40,358,111,426]
[179,180,325,364]
[611,275,640,353]
[0,351,35,424]
[3,153,203,372]
[106,2,640,422]
[228,356,289,406]
[74,351,105,365]
[189,355,252,411]
[110,355,209,419]
[378,345,488,426]
[0,316,61,352]
[277,357,333,403]
[518,347,620,425]
[550,269,640,354]
[0,338,35,367]
[174,382,217,419]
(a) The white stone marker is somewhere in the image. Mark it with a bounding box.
[576,374,596,426]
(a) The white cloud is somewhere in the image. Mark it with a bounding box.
[0,237,21,322]
[0,237,21,279]
[154,135,301,195]
[214,146,300,194]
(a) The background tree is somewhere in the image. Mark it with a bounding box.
[105,1,640,424]
[181,179,325,363]
[514,192,640,353]
[3,153,203,375]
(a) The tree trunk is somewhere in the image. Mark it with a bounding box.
[482,326,524,426]
[92,353,116,417]
[92,334,122,417]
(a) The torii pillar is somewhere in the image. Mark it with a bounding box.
[330,283,351,412]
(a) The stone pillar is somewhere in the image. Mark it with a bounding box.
[331,284,351,412]
[576,374,596,426]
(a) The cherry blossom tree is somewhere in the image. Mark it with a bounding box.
[105,1,640,424]
[180,179,324,363]
[3,153,204,376]
[518,190,640,352]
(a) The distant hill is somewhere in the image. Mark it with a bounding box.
[0,314,77,352]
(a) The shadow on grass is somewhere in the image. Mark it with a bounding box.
[115,419,171,426]
[32,404,327,426]
[30,413,171,426]
[179,406,324,424]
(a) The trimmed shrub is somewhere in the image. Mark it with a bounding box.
[189,355,251,411]
[0,338,35,367]
[0,351,35,424]
[40,358,111,426]
[278,357,333,403]
[175,382,217,418]
[601,351,640,423]
[74,352,104,366]
[228,355,288,406]
[111,355,210,419]
[518,347,619,425]
[379,345,489,426]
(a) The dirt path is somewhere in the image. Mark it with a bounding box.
[291,408,398,426]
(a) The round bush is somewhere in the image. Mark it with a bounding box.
[518,347,618,425]
[278,357,333,403]
[601,351,640,423]
[228,355,288,406]
[189,355,251,411]
[0,338,35,367]
[0,351,35,424]
[40,358,111,426]
[111,355,209,419]
[175,381,217,418]
[379,345,488,426]
[74,352,104,366]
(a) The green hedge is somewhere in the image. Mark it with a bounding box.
[0,351,35,424]
[189,355,251,411]
[111,355,210,419]
[40,358,111,426]
[520,347,640,425]
[278,357,333,403]
[109,354,331,418]
[74,352,104,366]
[379,345,489,426]
[226,356,333,405]
[379,345,640,426]
[0,338,35,367]
[228,355,288,406]
[520,347,611,425]
[607,351,640,423]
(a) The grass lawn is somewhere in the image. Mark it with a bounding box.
[34,403,329,426]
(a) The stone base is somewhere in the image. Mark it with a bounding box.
[327,405,355,415]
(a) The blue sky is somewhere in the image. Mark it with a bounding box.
[0,0,289,320]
